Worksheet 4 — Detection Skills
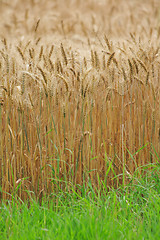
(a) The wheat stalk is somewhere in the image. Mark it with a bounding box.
[107,52,115,67]
[61,43,68,66]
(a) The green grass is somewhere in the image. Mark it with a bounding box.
[1,164,160,240]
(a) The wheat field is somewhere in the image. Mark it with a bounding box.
[0,0,159,201]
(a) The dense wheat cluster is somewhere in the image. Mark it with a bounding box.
[0,0,159,201]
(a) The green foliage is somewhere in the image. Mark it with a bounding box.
[1,165,160,240]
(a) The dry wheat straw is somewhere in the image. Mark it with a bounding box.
[61,43,68,66]
[91,50,94,68]
[49,45,54,58]
[132,58,139,74]
[107,52,115,67]
[57,74,69,92]
[17,47,25,62]
[38,66,48,84]
[36,37,41,45]
[128,59,134,83]
[104,35,111,51]
[35,19,40,32]
[94,51,100,70]
[39,46,43,61]
[137,58,148,72]
[0,0,160,201]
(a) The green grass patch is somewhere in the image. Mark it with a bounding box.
[1,165,160,240]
